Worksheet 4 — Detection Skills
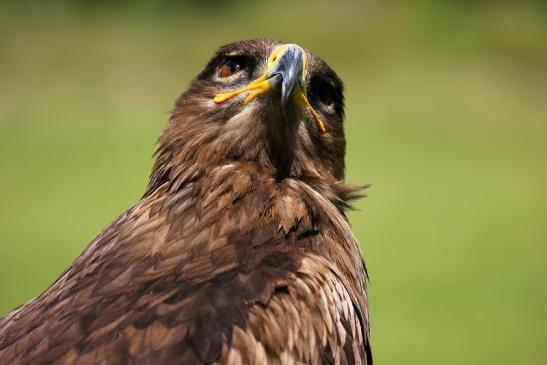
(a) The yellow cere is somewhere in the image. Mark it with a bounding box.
[267,44,288,68]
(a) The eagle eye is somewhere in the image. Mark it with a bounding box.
[218,57,245,78]
[308,76,339,111]
[311,82,335,109]
[318,88,334,107]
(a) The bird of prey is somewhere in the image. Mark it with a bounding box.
[0,39,372,364]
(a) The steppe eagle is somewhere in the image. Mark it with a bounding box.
[0,39,372,365]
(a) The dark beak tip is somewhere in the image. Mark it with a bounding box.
[280,95,289,105]
[280,83,292,105]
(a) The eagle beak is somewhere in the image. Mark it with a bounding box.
[214,44,327,133]
[271,44,305,105]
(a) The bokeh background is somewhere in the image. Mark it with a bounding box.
[1,0,546,364]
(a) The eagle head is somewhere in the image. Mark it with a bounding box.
[149,39,347,190]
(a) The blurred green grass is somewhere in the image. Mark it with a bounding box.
[1,1,547,364]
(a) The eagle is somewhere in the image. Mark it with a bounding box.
[0,39,372,365]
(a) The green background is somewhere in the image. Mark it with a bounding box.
[1,1,546,364]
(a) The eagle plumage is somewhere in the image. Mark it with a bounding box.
[0,39,372,364]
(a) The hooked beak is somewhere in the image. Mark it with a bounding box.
[213,44,327,133]
[269,44,305,105]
